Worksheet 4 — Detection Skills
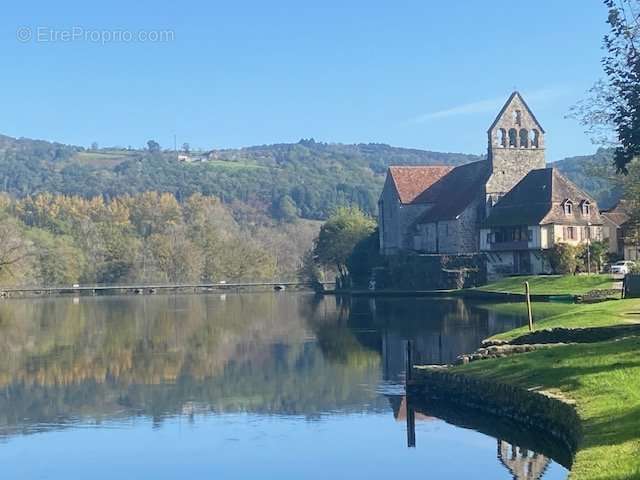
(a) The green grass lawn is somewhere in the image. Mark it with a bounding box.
[455,335,640,479]
[483,299,640,342]
[476,274,615,295]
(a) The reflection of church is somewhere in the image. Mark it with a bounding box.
[498,440,551,480]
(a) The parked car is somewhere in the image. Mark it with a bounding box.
[610,261,636,275]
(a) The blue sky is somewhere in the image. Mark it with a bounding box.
[0,1,609,160]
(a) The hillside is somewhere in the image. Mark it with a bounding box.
[553,147,620,209]
[0,134,620,220]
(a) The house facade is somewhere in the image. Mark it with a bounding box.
[378,91,603,276]
[481,168,603,277]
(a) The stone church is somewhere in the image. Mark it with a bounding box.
[378,92,603,276]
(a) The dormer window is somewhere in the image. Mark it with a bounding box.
[563,200,573,215]
[581,200,591,216]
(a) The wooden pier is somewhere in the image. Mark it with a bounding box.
[0,281,335,298]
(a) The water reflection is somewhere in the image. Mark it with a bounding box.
[0,293,566,478]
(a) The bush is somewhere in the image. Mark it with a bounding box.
[545,243,580,274]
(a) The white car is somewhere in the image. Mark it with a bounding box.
[610,261,636,275]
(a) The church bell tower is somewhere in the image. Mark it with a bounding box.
[485,91,546,206]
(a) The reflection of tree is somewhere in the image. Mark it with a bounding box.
[0,293,386,438]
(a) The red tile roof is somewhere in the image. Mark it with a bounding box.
[388,166,454,204]
[413,160,490,223]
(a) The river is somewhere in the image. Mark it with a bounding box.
[0,292,568,479]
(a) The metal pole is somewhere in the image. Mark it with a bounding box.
[587,225,591,275]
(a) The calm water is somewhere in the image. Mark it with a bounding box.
[0,293,567,479]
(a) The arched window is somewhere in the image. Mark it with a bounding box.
[581,200,591,216]
[508,128,518,147]
[530,129,540,148]
[563,200,573,215]
[519,129,529,148]
[496,128,506,147]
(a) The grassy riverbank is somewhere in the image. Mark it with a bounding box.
[476,274,615,295]
[450,298,640,479]
[483,300,640,342]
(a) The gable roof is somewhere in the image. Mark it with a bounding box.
[413,160,490,223]
[387,166,453,204]
[484,168,602,227]
[602,201,631,227]
[487,91,546,134]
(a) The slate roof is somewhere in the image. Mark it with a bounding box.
[484,168,603,227]
[387,165,454,204]
[413,160,490,223]
[602,202,631,227]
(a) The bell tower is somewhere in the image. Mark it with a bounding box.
[485,91,546,206]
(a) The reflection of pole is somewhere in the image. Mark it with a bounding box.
[405,340,413,383]
[406,397,416,448]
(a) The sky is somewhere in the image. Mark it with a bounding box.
[0,1,611,160]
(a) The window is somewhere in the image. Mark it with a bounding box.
[582,201,591,215]
[508,128,518,147]
[564,227,576,240]
[486,232,493,244]
[527,229,533,241]
[584,226,591,239]
[519,129,529,148]
[564,200,573,215]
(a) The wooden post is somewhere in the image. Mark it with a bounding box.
[525,281,533,332]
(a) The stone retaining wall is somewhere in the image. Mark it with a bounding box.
[409,368,581,460]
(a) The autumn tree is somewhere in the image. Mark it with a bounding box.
[313,206,376,278]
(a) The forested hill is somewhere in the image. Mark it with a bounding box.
[552,147,620,209]
[0,134,620,220]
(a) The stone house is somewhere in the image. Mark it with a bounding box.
[601,202,640,260]
[481,168,603,276]
[378,91,603,276]
[601,202,630,258]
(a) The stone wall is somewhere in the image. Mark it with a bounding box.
[486,149,545,199]
[374,253,487,290]
[379,179,431,254]
[409,368,581,464]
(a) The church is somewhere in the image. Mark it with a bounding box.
[378,92,603,277]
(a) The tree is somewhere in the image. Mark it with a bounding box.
[578,240,608,273]
[0,217,32,283]
[273,195,298,222]
[182,143,190,153]
[147,140,161,153]
[345,229,381,287]
[313,206,376,278]
[544,243,580,274]
[571,1,640,172]
[90,142,99,151]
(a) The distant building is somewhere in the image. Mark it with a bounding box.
[601,202,640,260]
[378,91,604,276]
[601,202,630,258]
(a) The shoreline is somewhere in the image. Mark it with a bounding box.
[408,297,640,479]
